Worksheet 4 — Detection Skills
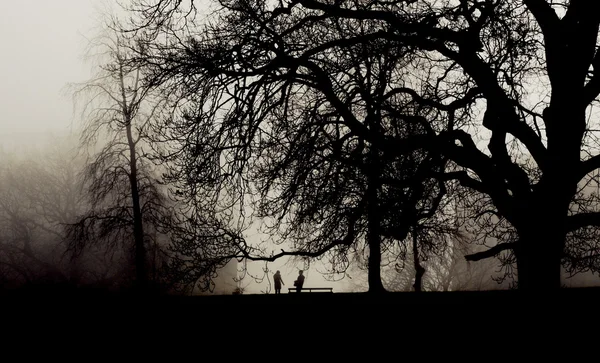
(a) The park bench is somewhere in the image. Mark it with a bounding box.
[288,287,333,293]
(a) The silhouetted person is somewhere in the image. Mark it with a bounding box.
[273,270,285,294]
[293,270,305,293]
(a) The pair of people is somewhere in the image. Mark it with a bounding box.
[273,270,305,294]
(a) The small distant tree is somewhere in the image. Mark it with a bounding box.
[0,137,88,287]
[67,20,170,293]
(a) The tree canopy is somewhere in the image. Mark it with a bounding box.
[109,0,600,291]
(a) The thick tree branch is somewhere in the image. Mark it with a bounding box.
[299,0,463,43]
[523,0,560,35]
[566,212,600,232]
[465,242,516,261]
[236,237,353,262]
[440,130,518,224]
[583,72,600,105]
[578,154,600,181]
[437,48,547,171]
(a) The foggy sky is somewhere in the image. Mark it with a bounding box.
[0,0,97,144]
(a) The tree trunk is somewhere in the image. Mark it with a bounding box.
[412,226,425,292]
[511,118,578,290]
[515,179,569,291]
[366,148,386,294]
[517,75,587,290]
[516,218,564,291]
[366,208,385,293]
[126,120,147,293]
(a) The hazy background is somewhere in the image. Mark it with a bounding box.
[0,0,357,294]
[0,1,95,145]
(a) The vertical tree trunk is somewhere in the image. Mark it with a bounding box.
[366,198,385,293]
[366,145,386,294]
[412,225,425,292]
[515,177,570,291]
[516,213,564,291]
[126,120,147,293]
[516,238,563,291]
[518,77,587,290]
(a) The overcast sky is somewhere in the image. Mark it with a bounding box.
[0,0,98,144]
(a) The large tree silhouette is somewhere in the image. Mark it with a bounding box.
[124,0,600,290]
[288,0,600,291]
[122,0,466,292]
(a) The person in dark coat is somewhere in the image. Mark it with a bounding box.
[293,270,305,293]
[273,270,285,294]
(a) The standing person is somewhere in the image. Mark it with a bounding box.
[273,270,285,294]
[293,270,305,293]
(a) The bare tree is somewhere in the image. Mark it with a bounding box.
[67,20,170,293]
[0,136,91,288]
